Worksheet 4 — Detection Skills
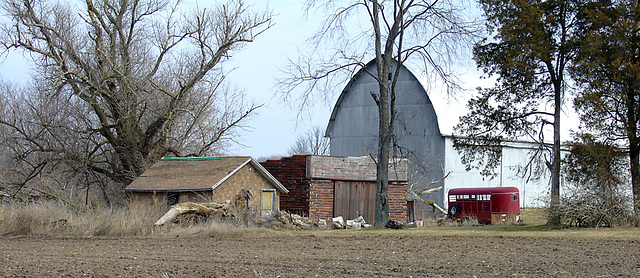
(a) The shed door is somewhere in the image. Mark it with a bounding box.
[333,181,376,224]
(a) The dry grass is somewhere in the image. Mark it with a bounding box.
[0,200,286,238]
[0,200,171,237]
[1,204,638,241]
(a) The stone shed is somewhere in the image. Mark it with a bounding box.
[125,156,288,213]
[261,155,408,225]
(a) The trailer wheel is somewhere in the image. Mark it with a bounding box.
[449,205,461,216]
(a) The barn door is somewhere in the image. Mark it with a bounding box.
[333,181,376,224]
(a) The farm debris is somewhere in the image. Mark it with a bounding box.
[317,218,327,228]
[332,216,344,229]
[331,215,371,229]
[346,216,369,229]
[385,220,405,229]
[154,201,230,226]
[260,210,316,230]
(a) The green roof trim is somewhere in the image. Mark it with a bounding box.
[161,157,223,161]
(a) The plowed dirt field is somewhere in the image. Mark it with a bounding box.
[1,231,639,277]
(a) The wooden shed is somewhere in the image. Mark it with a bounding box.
[261,155,408,225]
[125,156,288,213]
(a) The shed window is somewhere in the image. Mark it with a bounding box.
[511,195,518,201]
[167,192,179,206]
[261,189,276,211]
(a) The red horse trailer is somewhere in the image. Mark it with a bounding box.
[447,187,520,224]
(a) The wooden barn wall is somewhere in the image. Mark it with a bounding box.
[260,155,310,216]
[333,181,376,223]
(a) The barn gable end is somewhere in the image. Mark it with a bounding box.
[325,59,446,210]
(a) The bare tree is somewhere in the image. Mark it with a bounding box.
[0,0,271,204]
[288,126,330,155]
[280,0,478,226]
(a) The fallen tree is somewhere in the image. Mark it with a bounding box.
[154,201,231,226]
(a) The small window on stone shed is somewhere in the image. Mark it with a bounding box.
[261,189,276,212]
[167,192,179,206]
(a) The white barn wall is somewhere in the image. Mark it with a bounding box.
[443,136,549,208]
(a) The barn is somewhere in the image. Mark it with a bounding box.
[325,58,549,219]
[261,155,408,225]
[125,156,288,214]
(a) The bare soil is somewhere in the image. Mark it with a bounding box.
[1,232,638,277]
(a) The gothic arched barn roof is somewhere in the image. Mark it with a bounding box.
[325,58,446,205]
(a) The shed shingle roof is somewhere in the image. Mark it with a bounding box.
[125,156,287,193]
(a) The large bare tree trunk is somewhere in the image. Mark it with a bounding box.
[374,63,391,227]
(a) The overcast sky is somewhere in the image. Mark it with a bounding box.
[0,0,578,160]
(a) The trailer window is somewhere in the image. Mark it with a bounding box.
[471,195,476,199]
[449,195,456,202]
[511,195,518,201]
